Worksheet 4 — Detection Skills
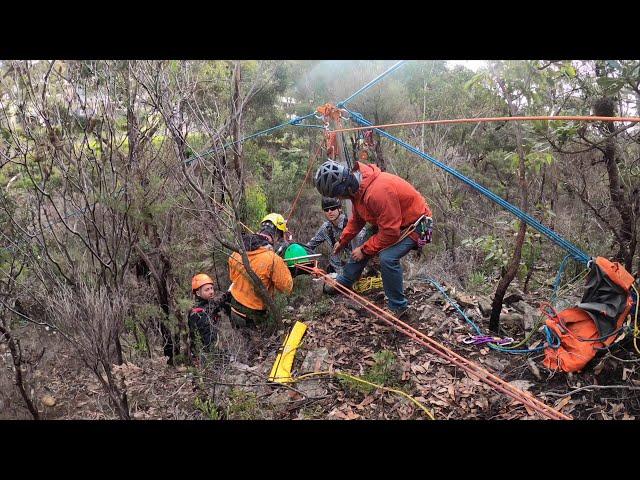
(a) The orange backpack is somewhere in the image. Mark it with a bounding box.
[543,257,635,373]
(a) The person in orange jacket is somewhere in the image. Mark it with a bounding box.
[228,215,293,329]
[314,160,432,318]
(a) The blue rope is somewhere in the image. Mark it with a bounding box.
[336,61,407,108]
[414,275,547,354]
[344,108,591,265]
[293,123,326,130]
[550,254,572,305]
[186,60,405,166]
[184,112,317,165]
[1,207,89,252]
[545,326,561,349]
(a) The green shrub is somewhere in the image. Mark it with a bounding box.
[462,234,509,275]
[244,183,268,227]
[225,389,261,420]
[194,397,221,420]
[467,271,490,295]
[340,350,401,395]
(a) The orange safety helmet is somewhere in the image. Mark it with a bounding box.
[192,273,214,292]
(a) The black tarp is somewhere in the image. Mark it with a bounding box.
[577,262,630,338]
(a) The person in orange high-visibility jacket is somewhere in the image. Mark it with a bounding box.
[314,160,432,318]
[228,218,293,329]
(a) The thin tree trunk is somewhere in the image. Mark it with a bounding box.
[373,109,387,172]
[489,77,529,333]
[230,61,246,220]
[0,324,39,419]
[596,95,637,270]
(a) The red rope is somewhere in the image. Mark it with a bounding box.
[330,115,640,134]
[296,264,571,420]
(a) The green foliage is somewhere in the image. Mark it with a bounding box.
[225,388,261,420]
[299,404,325,419]
[194,397,221,420]
[515,221,543,284]
[243,183,268,227]
[340,350,401,395]
[462,220,543,282]
[467,271,490,295]
[267,291,289,327]
[310,296,332,319]
[124,315,149,355]
[258,142,311,215]
[185,132,208,156]
[507,151,554,174]
[244,144,272,178]
[462,234,509,274]
[287,274,313,306]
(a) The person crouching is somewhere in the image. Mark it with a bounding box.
[227,217,293,331]
[189,273,226,364]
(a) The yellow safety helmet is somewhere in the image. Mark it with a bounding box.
[261,213,288,232]
[192,273,214,292]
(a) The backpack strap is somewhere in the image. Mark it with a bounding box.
[191,307,205,314]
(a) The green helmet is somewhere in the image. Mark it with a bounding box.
[284,243,311,268]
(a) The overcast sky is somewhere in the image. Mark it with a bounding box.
[446,60,487,71]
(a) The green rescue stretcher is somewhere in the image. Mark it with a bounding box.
[283,243,321,268]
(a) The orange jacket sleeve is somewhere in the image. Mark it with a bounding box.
[271,254,294,295]
[361,184,403,255]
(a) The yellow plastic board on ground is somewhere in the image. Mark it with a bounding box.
[268,321,307,383]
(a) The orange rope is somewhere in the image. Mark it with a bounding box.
[286,146,321,222]
[330,115,640,134]
[296,263,571,420]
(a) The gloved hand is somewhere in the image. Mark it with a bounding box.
[275,241,291,257]
[213,291,232,315]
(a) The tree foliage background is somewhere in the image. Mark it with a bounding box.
[1,60,639,419]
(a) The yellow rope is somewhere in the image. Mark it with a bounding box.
[291,370,435,420]
[353,274,384,293]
